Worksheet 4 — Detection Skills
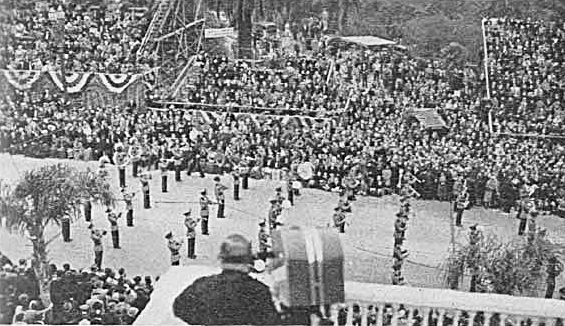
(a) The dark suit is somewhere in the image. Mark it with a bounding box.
[173,270,280,325]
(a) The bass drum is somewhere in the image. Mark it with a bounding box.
[297,163,313,180]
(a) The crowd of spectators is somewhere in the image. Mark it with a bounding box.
[0,0,152,73]
[485,17,565,135]
[0,252,152,325]
[3,43,565,215]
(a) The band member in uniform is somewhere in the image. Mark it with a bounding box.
[107,208,122,249]
[165,232,183,266]
[84,198,92,222]
[284,168,294,205]
[258,221,271,261]
[516,199,527,235]
[241,159,250,190]
[113,144,128,188]
[140,170,151,209]
[394,212,408,246]
[268,198,281,230]
[214,177,227,218]
[199,189,214,235]
[61,215,71,242]
[122,189,135,227]
[184,209,199,259]
[89,224,107,269]
[274,187,284,206]
[159,158,169,193]
[338,190,352,213]
[174,152,182,182]
[454,187,470,227]
[129,141,142,178]
[232,168,240,200]
[97,156,110,180]
[332,207,346,234]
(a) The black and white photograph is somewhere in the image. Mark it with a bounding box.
[0,0,564,324]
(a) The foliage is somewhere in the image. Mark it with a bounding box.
[260,0,565,63]
[441,228,565,296]
[0,164,114,302]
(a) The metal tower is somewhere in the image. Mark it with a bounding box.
[136,0,205,93]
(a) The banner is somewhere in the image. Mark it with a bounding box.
[97,73,139,93]
[205,27,235,39]
[2,69,42,90]
[1,70,142,94]
[48,71,93,93]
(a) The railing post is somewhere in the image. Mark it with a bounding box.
[376,304,385,326]
[346,302,354,326]
[391,304,399,326]
[421,307,431,326]
[437,309,446,326]
[361,303,368,326]
[484,312,493,326]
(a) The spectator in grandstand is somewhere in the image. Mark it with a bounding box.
[485,17,565,135]
[1,0,151,73]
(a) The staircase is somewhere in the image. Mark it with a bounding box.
[136,0,173,61]
[169,55,199,98]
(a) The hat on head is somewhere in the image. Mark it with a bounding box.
[105,208,112,213]
[165,232,173,239]
[275,187,282,192]
[334,206,342,211]
[469,223,478,230]
[270,198,278,203]
[218,234,254,264]
[183,209,192,216]
[214,176,220,182]
[259,221,266,227]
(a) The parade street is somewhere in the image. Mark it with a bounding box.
[1,153,564,292]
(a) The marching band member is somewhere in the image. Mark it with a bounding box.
[338,190,352,213]
[165,232,183,266]
[268,198,281,230]
[332,206,347,234]
[184,209,200,259]
[113,143,128,188]
[89,224,107,270]
[283,168,294,205]
[140,169,151,209]
[97,154,110,180]
[241,159,250,189]
[129,139,142,178]
[214,176,228,219]
[106,208,122,249]
[455,187,470,227]
[258,221,271,261]
[61,214,71,242]
[159,158,169,193]
[83,197,92,222]
[274,187,284,206]
[199,189,214,235]
[174,149,183,182]
[232,167,241,200]
[122,188,135,227]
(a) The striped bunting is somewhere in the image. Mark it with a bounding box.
[97,73,139,93]
[2,69,42,90]
[48,71,93,93]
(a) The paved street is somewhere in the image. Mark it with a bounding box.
[1,153,564,291]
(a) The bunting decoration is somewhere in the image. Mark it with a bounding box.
[97,73,139,93]
[2,69,42,90]
[48,71,93,93]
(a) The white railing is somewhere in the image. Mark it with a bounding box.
[337,282,565,326]
[135,266,565,325]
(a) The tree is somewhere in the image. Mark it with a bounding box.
[441,222,565,296]
[0,164,115,303]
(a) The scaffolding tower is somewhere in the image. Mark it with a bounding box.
[136,0,205,94]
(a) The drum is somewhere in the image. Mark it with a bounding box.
[292,181,302,189]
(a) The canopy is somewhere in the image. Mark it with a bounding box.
[334,35,396,47]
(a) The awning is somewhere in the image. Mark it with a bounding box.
[334,35,396,47]
[406,108,448,129]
